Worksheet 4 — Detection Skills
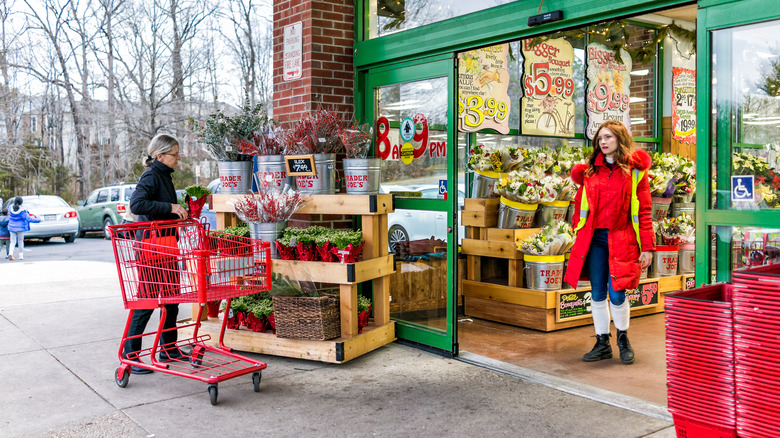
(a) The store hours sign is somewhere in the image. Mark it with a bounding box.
[585,43,632,140]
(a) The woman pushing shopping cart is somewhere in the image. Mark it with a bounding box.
[109,218,271,405]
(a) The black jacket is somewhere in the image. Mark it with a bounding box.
[130,160,178,222]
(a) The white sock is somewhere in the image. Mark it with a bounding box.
[591,299,611,335]
[610,300,630,331]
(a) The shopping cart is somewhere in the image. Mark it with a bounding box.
[108,218,271,405]
[733,238,780,268]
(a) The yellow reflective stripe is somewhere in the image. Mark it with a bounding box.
[631,169,646,249]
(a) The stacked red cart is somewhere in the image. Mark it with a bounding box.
[664,284,736,438]
[732,263,780,438]
[109,218,271,405]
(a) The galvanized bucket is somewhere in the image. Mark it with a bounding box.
[650,245,679,277]
[651,197,672,221]
[673,193,694,203]
[678,243,696,274]
[471,170,504,198]
[343,158,381,195]
[523,254,565,291]
[255,155,294,190]
[534,201,570,227]
[670,202,695,218]
[497,197,537,229]
[249,221,287,259]
[217,160,254,194]
[296,153,336,194]
[562,253,572,289]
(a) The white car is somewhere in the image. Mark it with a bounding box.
[4,195,79,243]
[383,184,465,252]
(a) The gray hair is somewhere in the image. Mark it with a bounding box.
[143,134,179,167]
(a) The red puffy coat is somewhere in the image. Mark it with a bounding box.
[563,149,655,291]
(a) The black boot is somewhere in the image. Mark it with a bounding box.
[583,334,613,362]
[616,329,635,364]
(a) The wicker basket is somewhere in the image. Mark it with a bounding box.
[272,295,341,340]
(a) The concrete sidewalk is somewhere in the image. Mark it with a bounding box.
[0,261,676,438]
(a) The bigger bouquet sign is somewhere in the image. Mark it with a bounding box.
[458,44,511,134]
[586,43,632,140]
[521,38,576,137]
[672,67,696,144]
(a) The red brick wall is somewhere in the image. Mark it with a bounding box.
[627,24,655,139]
[273,0,355,127]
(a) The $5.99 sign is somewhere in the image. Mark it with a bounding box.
[523,62,575,98]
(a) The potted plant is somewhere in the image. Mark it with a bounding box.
[329,229,365,263]
[315,231,338,262]
[213,224,252,256]
[357,294,372,334]
[275,232,298,260]
[183,184,212,219]
[282,109,345,194]
[339,121,380,195]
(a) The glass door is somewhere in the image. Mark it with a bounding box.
[364,56,458,354]
[696,1,780,284]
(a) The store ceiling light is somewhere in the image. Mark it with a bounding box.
[629,97,647,103]
[630,69,650,76]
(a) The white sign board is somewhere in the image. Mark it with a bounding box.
[283,22,302,81]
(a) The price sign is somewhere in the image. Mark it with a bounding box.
[672,67,696,144]
[626,281,659,308]
[520,38,576,137]
[284,154,317,176]
[558,290,593,321]
[585,43,632,140]
[457,44,511,134]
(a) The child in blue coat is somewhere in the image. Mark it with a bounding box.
[0,207,9,259]
[7,197,40,261]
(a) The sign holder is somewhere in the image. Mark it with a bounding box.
[285,154,317,176]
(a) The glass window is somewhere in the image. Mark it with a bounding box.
[124,186,135,202]
[711,225,780,283]
[85,190,99,206]
[713,20,780,210]
[376,77,448,199]
[110,188,120,202]
[368,0,515,39]
[96,190,108,203]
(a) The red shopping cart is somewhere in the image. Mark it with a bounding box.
[108,218,271,405]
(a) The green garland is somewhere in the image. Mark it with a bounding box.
[528,20,695,65]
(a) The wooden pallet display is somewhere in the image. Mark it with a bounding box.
[460,198,691,332]
[181,193,397,363]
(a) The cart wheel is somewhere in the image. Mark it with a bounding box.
[115,368,129,388]
[252,372,261,392]
[208,384,218,405]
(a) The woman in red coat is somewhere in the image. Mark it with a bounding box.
[563,121,655,365]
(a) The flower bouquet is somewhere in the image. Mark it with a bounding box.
[659,214,695,245]
[339,122,373,159]
[494,170,542,204]
[285,109,345,155]
[649,169,675,198]
[229,186,307,224]
[468,144,505,173]
[518,221,574,256]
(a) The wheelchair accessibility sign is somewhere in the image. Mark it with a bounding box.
[731,175,755,202]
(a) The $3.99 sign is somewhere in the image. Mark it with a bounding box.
[524,62,574,98]
[458,94,508,129]
[587,81,629,113]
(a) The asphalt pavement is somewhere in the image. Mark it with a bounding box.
[0,243,676,438]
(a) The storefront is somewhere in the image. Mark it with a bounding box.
[270,0,780,404]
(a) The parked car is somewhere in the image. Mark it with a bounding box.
[76,183,136,239]
[3,195,79,243]
[382,184,465,252]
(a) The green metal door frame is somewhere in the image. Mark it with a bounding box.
[694,0,780,284]
[364,56,459,354]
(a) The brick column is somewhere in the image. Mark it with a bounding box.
[273,0,356,230]
[273,0,355,126]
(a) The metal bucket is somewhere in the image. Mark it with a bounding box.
[651,197,672,221]
[673,193,694,203]
[534,201,570,227]
[248,221,287,259]
[255,155,294,190]
[296,153,336,194]
[670,202,695,218]
[497,197,537,229]
[217,160,254,194]
[678,243,696,274]
[343,158,381,195]
[471,171,503,198]
[523,254,565,291]
[650,246,679,277]
[566,203,576,224]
